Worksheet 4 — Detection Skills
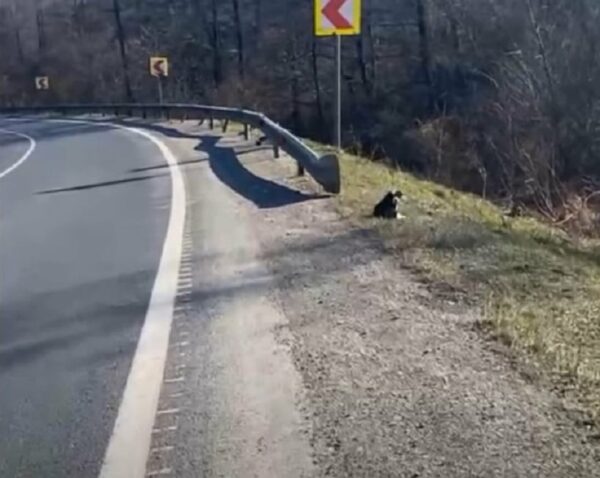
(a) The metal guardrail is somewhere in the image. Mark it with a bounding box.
[0,103,341,194]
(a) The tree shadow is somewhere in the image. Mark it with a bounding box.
[36,173,167,195]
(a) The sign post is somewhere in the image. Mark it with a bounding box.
[315,0,361,151]
[149,57,169,104]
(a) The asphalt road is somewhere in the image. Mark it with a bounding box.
[0,119,172,478]
[3,118,598,478]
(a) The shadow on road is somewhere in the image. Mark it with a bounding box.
[36,173,167,195]
[130,157,208,173]
[197,135,324,209]
[125,121,326,209]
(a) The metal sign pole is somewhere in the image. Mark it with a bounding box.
[157,76,164,104]
[335,33,342,151]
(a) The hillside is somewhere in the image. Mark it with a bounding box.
[330,148,600,424]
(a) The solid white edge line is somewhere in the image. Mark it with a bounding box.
[97,125,185,478]
[0,128,36,180]
[14,117,186,478]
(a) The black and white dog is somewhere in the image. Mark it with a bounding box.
[373,190,405,219]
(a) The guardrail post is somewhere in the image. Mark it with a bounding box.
[209,116,214,130]
[142,107,147,119]
[243,123,249,140]
[297,163,305,177]
[222,119,229,133]
[165,107,171,121]
[273,144,280,159]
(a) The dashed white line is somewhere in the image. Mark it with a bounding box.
[150,446,175,454]
[170,341,189,348]
[156,408,180,416]
[146,468,173,477]
[164,376,185,384]
[152,426,178,434]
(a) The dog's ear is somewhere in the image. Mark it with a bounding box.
[393,190,404,199]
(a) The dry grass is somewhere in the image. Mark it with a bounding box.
[326,148,600,421]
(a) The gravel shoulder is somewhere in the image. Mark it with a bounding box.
[241,142,600,477]
[144,121,600,477]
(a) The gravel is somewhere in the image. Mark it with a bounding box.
[147,121,600,477]
[245,149,600,477]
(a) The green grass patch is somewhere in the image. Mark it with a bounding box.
[329,149,600,421]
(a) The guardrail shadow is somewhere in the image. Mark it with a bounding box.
[196,135,325,209]
[128,121,326,209]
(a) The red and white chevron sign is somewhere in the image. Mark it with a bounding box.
[315,0,361,36]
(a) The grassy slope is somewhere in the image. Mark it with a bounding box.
[330,150,600,421]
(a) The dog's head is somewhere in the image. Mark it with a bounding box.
[390,190,403,207]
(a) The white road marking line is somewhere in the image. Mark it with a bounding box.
[15,117,187,478]
[0,129,36,180]
[164,376,185,384]
[156,408,180,416]
[171,341,189,348]
[168,392,184,399]
[44,121,189,478]
[150,446,174,454]
[152,426,178,434]
[146,468,173,477]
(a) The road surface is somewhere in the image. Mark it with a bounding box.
[0,119,177,477]
[0,117,313,478]
[2,117,599,478]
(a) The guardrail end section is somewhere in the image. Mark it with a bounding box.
[318,153,341,195]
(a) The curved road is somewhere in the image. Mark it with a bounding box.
[0,119,174,477]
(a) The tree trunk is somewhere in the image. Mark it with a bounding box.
[210,0,222,87]
[232,0,245,81]
[253,0,262,47]
[36,6,46,55]
[416,0,434,113]
[112,0,134,102]
[355,36,371,96]
[15,27,24,64]
[365,14,377,92]
[311,37,325,132]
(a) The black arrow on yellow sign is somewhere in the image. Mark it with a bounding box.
[150,57,169,77]
[35,76,49,90]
